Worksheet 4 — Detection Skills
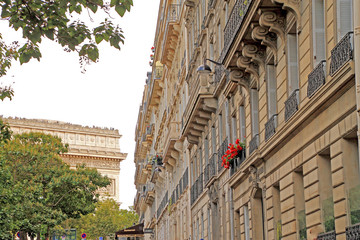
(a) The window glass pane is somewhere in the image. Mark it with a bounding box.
[266,65,277,118]
[312,0,326,66]
[337,0,353,40]
[239,106,246,142]
[287,33,299,94]
[250,89,259,136]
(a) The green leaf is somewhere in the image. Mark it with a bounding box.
[110,0,119,7]
[95,34,103,44]
[88,3,98,13]
[19,53,31,65]
[115,5,126,17]
[44,29,54,40]
[88,47,99,62]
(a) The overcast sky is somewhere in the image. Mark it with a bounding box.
[0,0,160,209]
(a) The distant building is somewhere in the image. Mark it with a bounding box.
[134,0,360,240]
[3,117,127,204]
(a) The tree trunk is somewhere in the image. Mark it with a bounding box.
[36,233,41,240]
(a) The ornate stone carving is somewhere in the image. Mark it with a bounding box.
[236,54,259,89]
[208,180,219,203]
[241,43,266,72]
[307,60,326,98]
[258,10,286,44]
[251,24,278,64]
[229,69,250,92]
[271,0,301,31]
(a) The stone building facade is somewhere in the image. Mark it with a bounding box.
[3,117,127,204]
[134,0,360,239]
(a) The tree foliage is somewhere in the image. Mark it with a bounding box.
[0,0,133,99]
[63,199,138,240]
[0,129,111,239]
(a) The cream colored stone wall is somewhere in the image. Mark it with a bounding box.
[134,0,359,239]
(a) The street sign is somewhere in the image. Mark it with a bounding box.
[81,233,87,239]
[99,237,103,240]
[16,232,20,238]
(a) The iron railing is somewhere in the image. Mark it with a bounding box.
[230,150,246,176]
[346,223,360,239]
[219,0,254,62]
[249,134,259,155]
[330,32,353,76]
[307,60,326,98]
[217,138,228,173]
[156,191,168,218]
[284,89,299,122]
[317,231,336,240]
[265,114,278,141]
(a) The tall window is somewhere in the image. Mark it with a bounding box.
[239,106,246,142]
[218,22,222,55]
[199,147,203,174]
[209,42,214,70]
[244,204,250,240]
[208,208,211,240]
[231,114,237,143]
[201,213,204,239]
[225,1,229,22]
[250,89,259,136]
[225,100,230,140]
[287,28,299,94]
[204,137,209,165]
[202,0,206,21]
[219,113,223,143]
[212,126,216,154]
[337,0,353,41]
[266,65,277,118]
[312,0,326,66]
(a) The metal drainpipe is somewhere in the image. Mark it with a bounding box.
[229,187,235,240]
[355,0,360,172]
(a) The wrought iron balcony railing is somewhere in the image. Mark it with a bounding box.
[317,231,335,240]
[265,114,278,142]
[330,32,353,76]
[307,60,326,98]
[217,137,228,173]
[230,150,246,176]
[204,153,217,185]
[285,89,299,122]
[249,134,259,155]
[346,223,360,239]
[219,0,254,62]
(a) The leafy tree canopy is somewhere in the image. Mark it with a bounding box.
[0,0,133,99]
[62,199,138,240]
[0,130,111,240]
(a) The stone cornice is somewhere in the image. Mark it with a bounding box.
[3,116,121,137]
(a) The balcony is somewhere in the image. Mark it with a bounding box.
[144,182,155,206]
[204,153,217,186]
[219,0,254,62]
[317,231,335,240]
[284,89,299,122]
[147,64,164,109]
[181,71,217,144]
[265,114,277,142]
[230,150,246,176]
[249,134,259,155]
[145,124,154,142]
[156,191,168,219]
[346,223,360,239]
[329,32,353,76]
[163,121,181,171]
[217,137,228,173]
[307,61,326,98]
[161,3,181,67]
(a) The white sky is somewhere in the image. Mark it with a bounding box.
[0,0,160,209]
